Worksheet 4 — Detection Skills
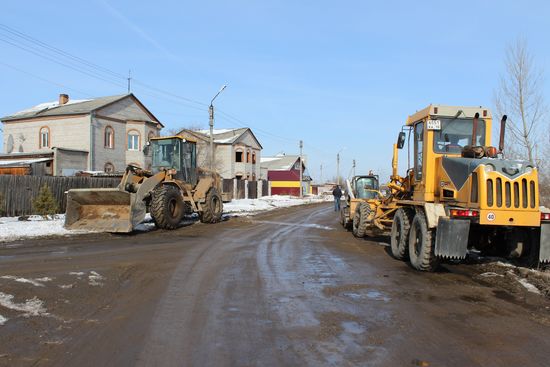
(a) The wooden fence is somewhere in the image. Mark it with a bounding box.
[0,176,271,217]
[0,175,120,217]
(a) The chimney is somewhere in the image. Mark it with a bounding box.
[59,94,69,105]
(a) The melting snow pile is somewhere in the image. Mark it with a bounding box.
[0,215,74,242]
[224,195,328,216]
[0,292,48,317]
[0,195,328,242]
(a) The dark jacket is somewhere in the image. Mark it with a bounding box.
[332,187,342,198]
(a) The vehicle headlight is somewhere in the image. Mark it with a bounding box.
[484,164,495,173]
[525,166,533,174]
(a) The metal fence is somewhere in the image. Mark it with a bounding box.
[0,175,120,217]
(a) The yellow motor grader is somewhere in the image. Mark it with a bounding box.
[352,105,550,271]
[339,175,382,237]
[64,136,224,233]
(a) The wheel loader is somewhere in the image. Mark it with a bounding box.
[351,105,550,271]
[64,136,224,233]
[339,175,382,237]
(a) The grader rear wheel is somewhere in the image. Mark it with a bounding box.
[150,185,184,230]
[408,210,439,272]
[390,208,413,260]
[200,188,223,223]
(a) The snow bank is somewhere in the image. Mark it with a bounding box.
[224,195,329,216]
[0,215,76,242]
[0,315,7,326]
[0,195,329,242]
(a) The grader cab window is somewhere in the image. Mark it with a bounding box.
[433,118,486,153]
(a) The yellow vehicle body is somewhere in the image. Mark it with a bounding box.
[354,105,549,271]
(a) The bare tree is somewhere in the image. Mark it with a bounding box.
[162,123,205,137]
[494,39,548,165]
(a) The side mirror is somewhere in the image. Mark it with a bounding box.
[397,132,406,149]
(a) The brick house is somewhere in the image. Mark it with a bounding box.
[1,93,163,175]
[177,128,262,180]
[260,154,312,196]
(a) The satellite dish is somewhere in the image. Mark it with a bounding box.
[6,134,14,153]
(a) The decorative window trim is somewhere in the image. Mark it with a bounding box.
[39,126,50,149]
[104,162,115,173]
[252,151,257,164]
[235,148,244,163]
[127,129,141,151]
[104,126,115,149]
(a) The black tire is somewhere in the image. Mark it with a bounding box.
[408,210,439,271]
[199,188,223,223]
[352,203,370,238]
[150,185,184,230]
[390,208,413,260]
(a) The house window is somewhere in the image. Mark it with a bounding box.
[104,162,115,173]
[104,126,114,148]
[39,126,50,148]
[246,150,251,163]
[127,130,140,151]
[235,150,243,162]
[252,152,256,164]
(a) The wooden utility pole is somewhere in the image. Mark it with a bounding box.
[299,140,303,198]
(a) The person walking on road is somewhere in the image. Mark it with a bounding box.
[332,185,343,212]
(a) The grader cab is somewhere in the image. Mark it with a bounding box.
[65,136,224,233]
[351,105,550,271]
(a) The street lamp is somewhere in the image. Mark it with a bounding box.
[209,84,227,171]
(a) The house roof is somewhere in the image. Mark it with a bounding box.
[260,155,302,170]
[1,94,163,126]
[178,127,263,149]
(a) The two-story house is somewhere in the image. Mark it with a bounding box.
[1,93,163,175]
[177,128,262,180]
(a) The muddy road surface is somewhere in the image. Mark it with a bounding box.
[1,203,550,366]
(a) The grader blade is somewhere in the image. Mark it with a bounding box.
[64,188,146,233]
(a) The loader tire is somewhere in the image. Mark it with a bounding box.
[352,203,370,238]
[150,185,184,230]
[408,210,439,272]
[390,208,413,260]
[200,188,223,223]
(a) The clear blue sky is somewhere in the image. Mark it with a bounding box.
[1,0,549,182]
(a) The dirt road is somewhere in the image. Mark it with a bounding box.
[1,203,549,366]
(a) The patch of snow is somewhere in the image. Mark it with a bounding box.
[517,278,541,294]
[0,214,95,243]
[35,277,53,282]
[196,128,236,135]
[223,195,327,217]
[11,99,91,117]
[0,275,49,287]
[69,272,85,278]
[59,284,74,289]
[478,272,504,278]
[0,292,48,317]
[0,314,7,325]
[88,271,104,287]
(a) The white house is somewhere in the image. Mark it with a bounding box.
[1,93,163,175]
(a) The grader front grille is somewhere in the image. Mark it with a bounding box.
[486,177,536,209]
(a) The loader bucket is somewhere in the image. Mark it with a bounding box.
[64,188,146,233]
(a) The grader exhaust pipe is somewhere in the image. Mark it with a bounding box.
[499,115,507,153]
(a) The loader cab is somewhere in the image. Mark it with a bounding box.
[151,136,198,185]
[352,175,380,200]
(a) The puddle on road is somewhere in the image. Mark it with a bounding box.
[249,220,333,231]
[323,284,391,302]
